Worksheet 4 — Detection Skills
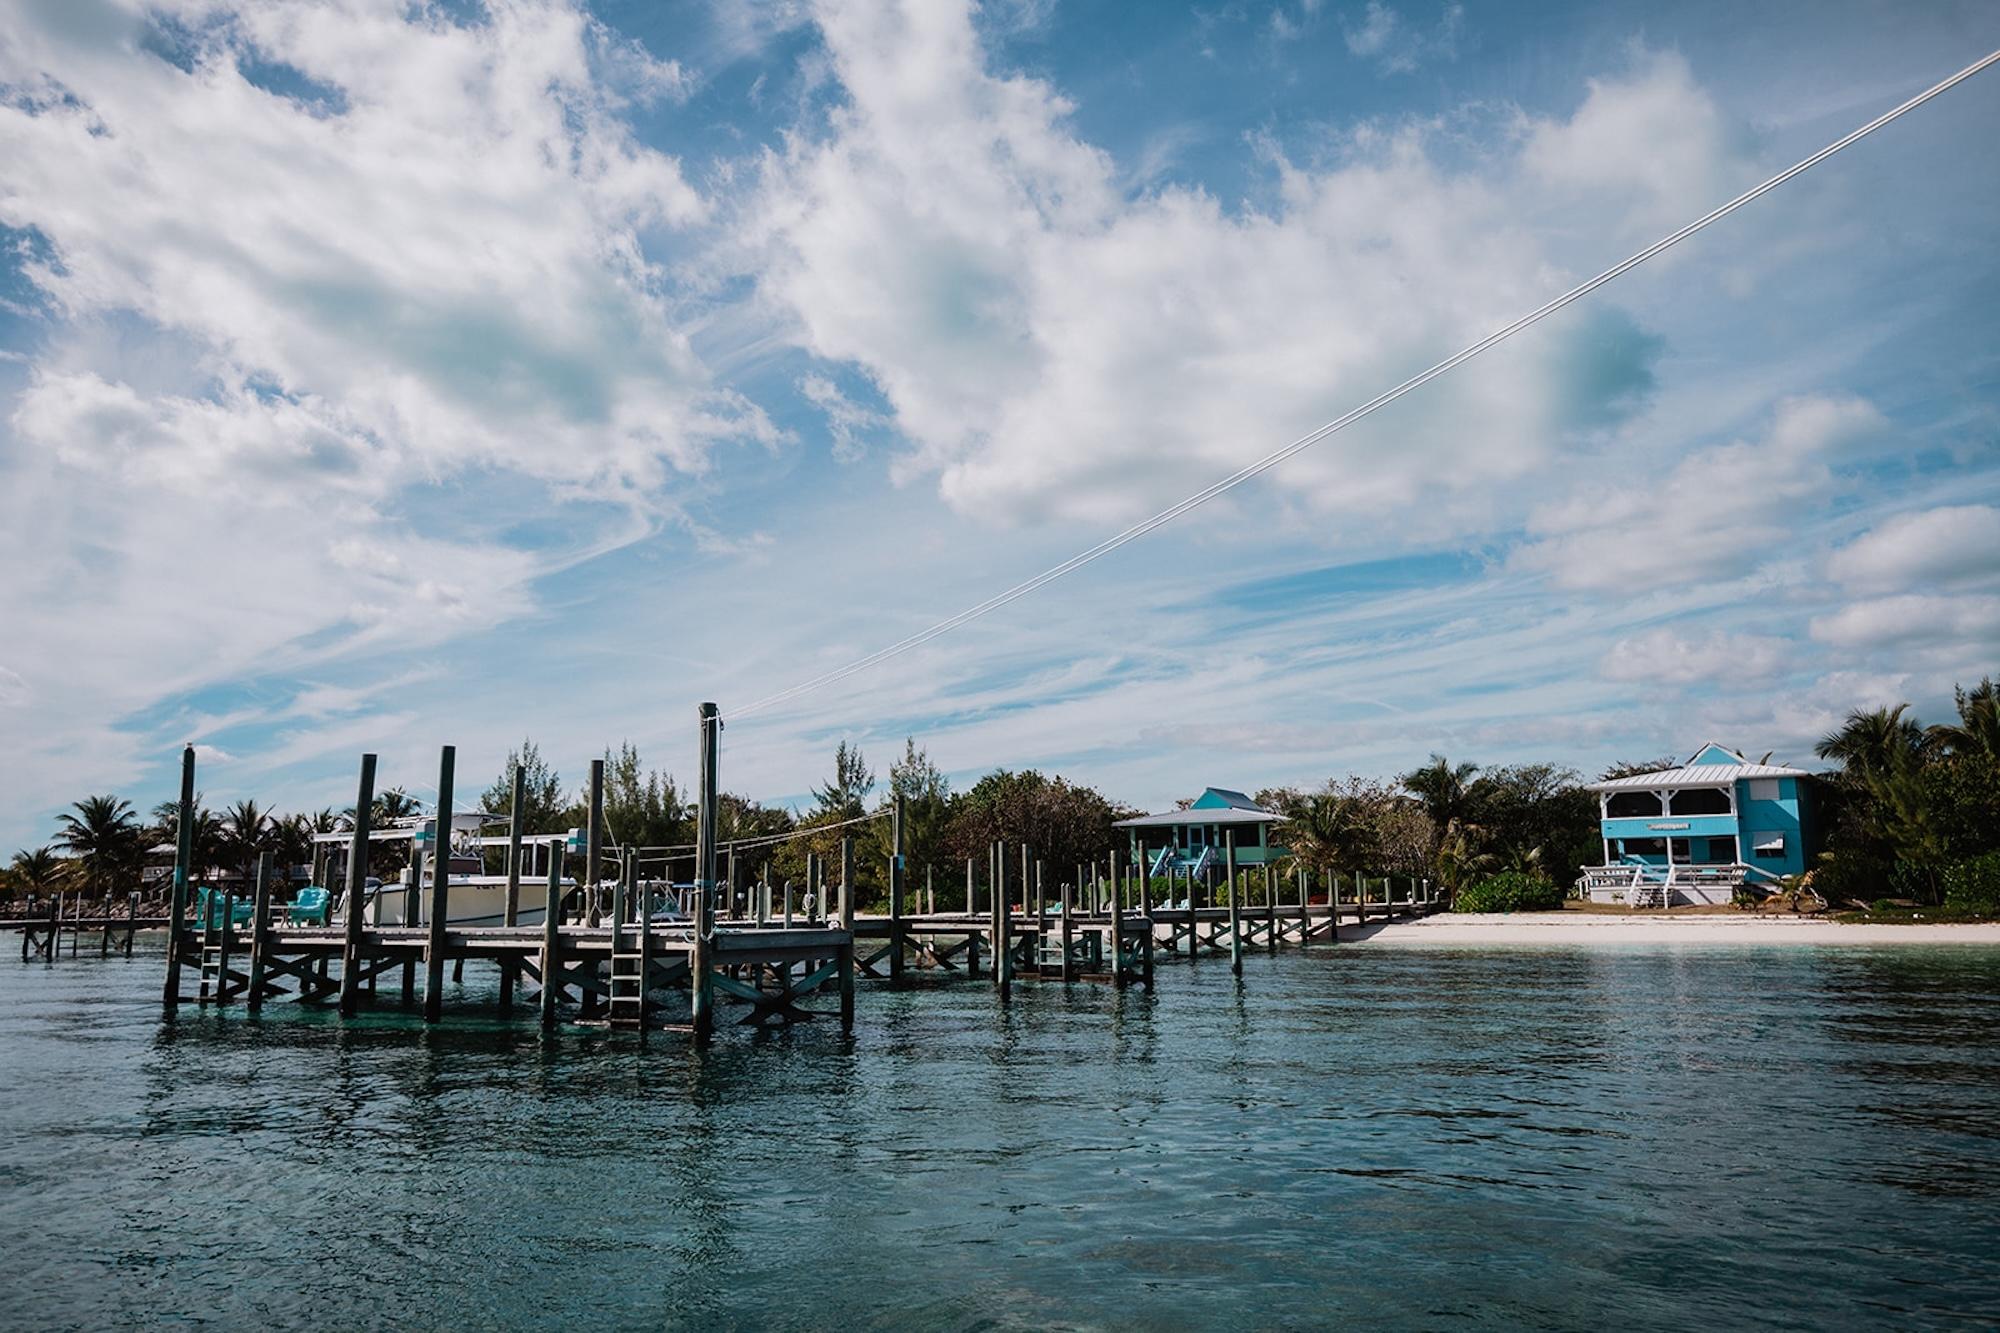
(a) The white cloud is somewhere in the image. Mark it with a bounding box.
[1826,503,2000,592]
[1341,2,1462,75]
[1601,627,1790,685]
[0,0,760,836]
[1514,394,1888,591]
[1523,50,1743,234]
[799,373,889,463]
[742,2,1735,532]
[1809,593,2000,649]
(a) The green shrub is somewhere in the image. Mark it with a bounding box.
[1456,870,1564,913]
[1942,851,2000,915]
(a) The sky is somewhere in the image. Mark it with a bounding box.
[2,0,1997,846]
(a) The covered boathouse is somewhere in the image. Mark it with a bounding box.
[1114,787,1284,882]
[1579,743,1821,907]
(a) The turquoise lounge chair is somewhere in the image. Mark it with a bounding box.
[194,885,256,928]
[287,886,331,925]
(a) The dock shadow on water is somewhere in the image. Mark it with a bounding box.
[4,939,1999,1330]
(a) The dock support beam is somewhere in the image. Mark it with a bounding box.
[423,745,455,1023]
[585,758,604,929]
[162,744,197,1007]
[690,703,720,1043]
[337,754,378,1018]
[247,852,272,1010]
[500,763,525,1008]
[1226,831,1242,977]
[888,795,905,984]
[540,846,564,1030]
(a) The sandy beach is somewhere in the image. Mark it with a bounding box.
[1357,912,2000,946]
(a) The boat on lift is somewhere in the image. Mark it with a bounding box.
[311,811,580,927]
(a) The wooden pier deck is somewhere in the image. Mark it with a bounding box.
[32,728,1443,1040]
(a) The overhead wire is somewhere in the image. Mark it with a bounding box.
[729,47,2000,724]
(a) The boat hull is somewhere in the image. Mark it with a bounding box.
[341,877,558,928]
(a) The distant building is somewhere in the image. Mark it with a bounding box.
[1113,787,1284,880]
[1580,743,1822,906]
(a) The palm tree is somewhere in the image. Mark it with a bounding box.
[1401,755,1480,830]
[1815,704,1923,779]
[147,795,228,881]
[9,846,67,900]
[1278,791,1377,875]
[370,788,420,823]
[1433,819,1496,901]
[55,795,142,900]
[222,799,273,885]
[1927,677,2000,762]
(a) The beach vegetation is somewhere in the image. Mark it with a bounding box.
[1455,870,1565,913]
[1942,851,2000,915]
[1812,675,2000,908]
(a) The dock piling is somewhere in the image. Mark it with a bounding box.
[162,745,196,1005]
[423,744,455,1023]
[336,753,378,1018]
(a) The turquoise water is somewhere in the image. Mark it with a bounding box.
[3,939,1998,1330]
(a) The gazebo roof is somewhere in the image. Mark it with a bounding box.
[1114,786,1281,829]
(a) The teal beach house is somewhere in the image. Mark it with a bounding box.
[1580,744,1822,906]
[1114,787,1285,880]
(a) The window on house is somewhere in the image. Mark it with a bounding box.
[1752,834,1786,859]
[1669,787,1731,815]
[1607,791,1663,817]
[1620,838,1666,857]
[1748,778,1780,801]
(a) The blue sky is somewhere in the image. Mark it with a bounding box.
[2,0,1997,846]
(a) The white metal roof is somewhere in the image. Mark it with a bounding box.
[1587,761,1810,792]
[1113,806,1282,828]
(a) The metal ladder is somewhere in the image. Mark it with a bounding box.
[197,912,227,1002]
[606,923,646,1029]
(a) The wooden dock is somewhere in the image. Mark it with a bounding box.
[39,711,1442,1039]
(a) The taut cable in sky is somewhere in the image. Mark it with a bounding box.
[731,47,2000,724]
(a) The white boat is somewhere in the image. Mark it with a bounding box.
[313,812,578,928]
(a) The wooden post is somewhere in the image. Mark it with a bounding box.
[422,745,455,1023]
[124,890,138,958]
[539,845,565,1031]
[1059,874,1074,982]
[690,703,720,1043]
[783,880,794,928]
[582,757,604,928]
[635,852,653,1029]
[995,842,1011,997]
[499,766,526,1009]
[1109,855,1127,989]
[1226,830,1243,977]
[162,745,197,1005]
[1263,862,1277,951]
[1128,849,1152,986]
[837,829,856,1025]
[337,754,378,1017]
[246,854,273,1008]
[888,794,905,984]
[839,837,854,931]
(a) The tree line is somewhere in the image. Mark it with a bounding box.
[6,674,1994,913]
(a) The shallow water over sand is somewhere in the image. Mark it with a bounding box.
[3,939,1998,1329]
